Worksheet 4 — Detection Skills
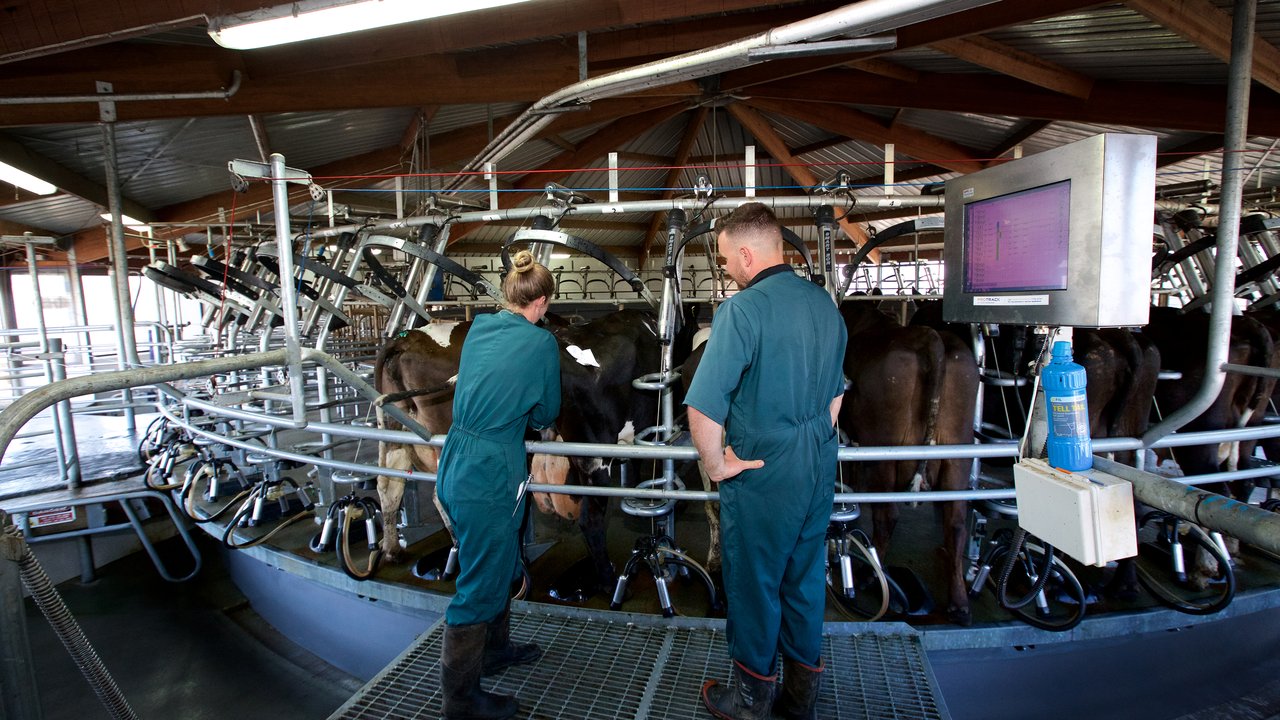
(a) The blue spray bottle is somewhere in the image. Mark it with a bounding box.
[1041,340,1092,471]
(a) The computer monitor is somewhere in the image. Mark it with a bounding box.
[942,133,1156,327]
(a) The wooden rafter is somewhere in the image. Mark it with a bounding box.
[511,105,686,191]
[1127,0,1280,96]
[988,120,1052,159]
[726,102,877,262]
[742,97,988,175]
[930,35,1094,99]
[448,104,686,244]
[640,107,708,269]
[747,69,1280,136]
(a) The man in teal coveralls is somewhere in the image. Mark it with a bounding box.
[436,251,560,720]
[686,203,847,720]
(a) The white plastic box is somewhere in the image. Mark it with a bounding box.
[1012,457,1137,567]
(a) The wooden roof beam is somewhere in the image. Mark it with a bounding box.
[747,69,1280,136]
[727,102,876,261]
[930,35,1094,99]
[641,107,708,268]
[741,97,988,175]
[988,119,1053,158]
[1127,0,1280,96]
[450,105,686,244]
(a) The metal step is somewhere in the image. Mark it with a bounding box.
[330,607,950,720]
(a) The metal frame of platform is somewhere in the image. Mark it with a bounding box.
[329,607,950,720]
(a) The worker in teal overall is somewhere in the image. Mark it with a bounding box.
[686,203,847,720]
[436,250,560,720]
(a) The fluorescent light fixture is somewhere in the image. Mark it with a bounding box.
[0,161,56,196]
[208,0,536,50]
[100,212,150,233]
[551,253,572,259]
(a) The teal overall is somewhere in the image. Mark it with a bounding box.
[436,310,561,627]
[684,265,847,676]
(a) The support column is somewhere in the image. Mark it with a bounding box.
[101,118,138,430]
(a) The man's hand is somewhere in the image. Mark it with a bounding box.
[706,445,765,483]
[688,406,765,482]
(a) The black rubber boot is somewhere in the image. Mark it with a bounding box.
[441,623,519,720]
[700,660,776,720]
[772,657,823,720]
[482,602,542,676]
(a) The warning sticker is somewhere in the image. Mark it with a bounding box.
[29,506,77,527]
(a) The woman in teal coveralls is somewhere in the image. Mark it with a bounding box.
[436,250,560,720]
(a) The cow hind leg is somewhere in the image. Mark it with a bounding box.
[377,445,413,561]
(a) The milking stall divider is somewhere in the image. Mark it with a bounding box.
[6,1,1280,718]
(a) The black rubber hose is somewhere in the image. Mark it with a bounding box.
[996,526,1055,610]
[3,522,139,720]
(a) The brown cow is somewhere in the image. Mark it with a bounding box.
[374,320,470,561]
[844,299,979,625]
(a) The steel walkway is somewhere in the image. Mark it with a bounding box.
[330,607,950,720]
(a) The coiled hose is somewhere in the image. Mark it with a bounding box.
[2,520,138,720]
[996,526,1054,610]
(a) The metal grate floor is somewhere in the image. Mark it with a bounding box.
[329,608,949,720]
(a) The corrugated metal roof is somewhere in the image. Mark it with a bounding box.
[0,194,103,236]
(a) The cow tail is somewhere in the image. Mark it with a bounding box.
[912,332,947,493]
[373,336,409,432]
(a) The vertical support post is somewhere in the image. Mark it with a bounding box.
[1143,0,1255,446]
[268,153,308,426]
[25,243,70,488]
[100,119,137,430]
[49,339,79,488]
[0,511,42,720]
[744,145,756,198]
[486,162,498,211]
[410,224,450,314]
[608,152,619,203]
[884,143,896,195]
[65,243,93,369]
[814,205,838,304]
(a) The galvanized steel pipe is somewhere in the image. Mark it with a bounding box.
[1096,455,1280,557]
[1143,0,1255,447]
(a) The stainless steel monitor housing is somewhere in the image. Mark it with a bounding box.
[942,133,1156,327]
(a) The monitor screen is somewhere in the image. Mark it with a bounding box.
[962,179,1072,293]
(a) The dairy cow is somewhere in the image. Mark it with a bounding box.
[374,320,470,561]
[844,300,978,625]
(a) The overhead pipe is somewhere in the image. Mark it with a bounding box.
[304,193,945,240]
[0,71,241,105]
[1143,0,1254,447]
[451,0,997,185]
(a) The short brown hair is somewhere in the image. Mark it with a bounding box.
[503,250,556,307]
[717,202,783,245]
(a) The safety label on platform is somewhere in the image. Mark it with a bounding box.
[29,506,76,527]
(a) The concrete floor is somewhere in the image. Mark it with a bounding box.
[24,534,359,720]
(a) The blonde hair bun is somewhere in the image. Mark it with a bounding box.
[513,250,537,273]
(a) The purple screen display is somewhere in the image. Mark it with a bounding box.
[963,180,1071,293]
